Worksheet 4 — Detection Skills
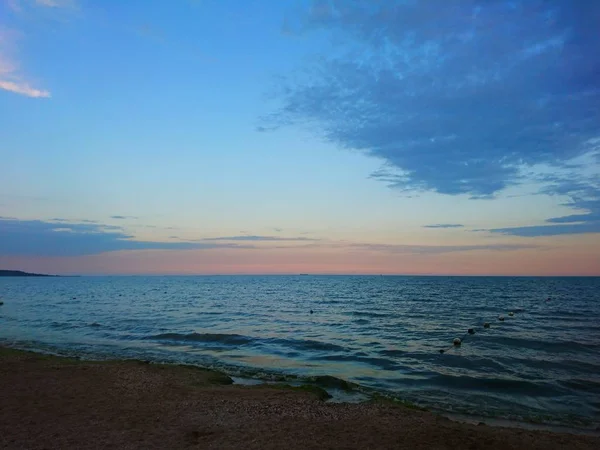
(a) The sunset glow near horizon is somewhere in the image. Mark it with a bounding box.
[1,0,599,276]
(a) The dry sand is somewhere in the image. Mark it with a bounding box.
[1,347,598,450]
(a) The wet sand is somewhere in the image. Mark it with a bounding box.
[1,347,598,449]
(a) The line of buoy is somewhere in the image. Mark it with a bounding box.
[438,298,541,354]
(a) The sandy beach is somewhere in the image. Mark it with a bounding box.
[0,347,598,449]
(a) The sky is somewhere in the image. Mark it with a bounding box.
[0,0,599,276]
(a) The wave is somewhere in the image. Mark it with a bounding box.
[482,335,600,354]
[558,378,600,395]
[266,337,347,353]
[313,354,401,371]
[50,321,81,330]
[147,332,253,346]
[348,311,389,318]
[429,373,557,396]
[353,319,370,325]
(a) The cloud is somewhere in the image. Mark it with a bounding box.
[34,0,74,7]
[0,26,50,98]
[110,215,138,220]
[346,242,538,255]
[264,1,600,200]
[202,235,319,242]
[8,0,75,10]
[0,218,254,256]
[488,174,600,236]
[488,223,599,237]
[487,203,600,237]
[1,0,77,98]
[423,224,464,229]
[0,79,50,97]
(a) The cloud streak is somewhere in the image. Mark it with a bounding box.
[423,224,464,229]
[346,242,538,255]
[0,25,50,98]
[265,0,600,203]
[34,0,74,7]
[110,215,139,220]
[489,174,600,236]
[0,218,254,256]
[202,235,319,242]
[1,0,77,98]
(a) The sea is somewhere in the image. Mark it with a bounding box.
[1,275,599,430]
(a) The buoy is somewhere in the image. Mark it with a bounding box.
[453,338,461,346]
[508,312,514,317]
[498,315,505,321]
[483,322,490,328]
[310,309,314,314]
[0,301,4,306]
[468,328,475,335]
[439,349,445,354]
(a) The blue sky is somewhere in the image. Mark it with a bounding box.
[1,0,599,275]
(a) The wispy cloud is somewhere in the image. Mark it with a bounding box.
[0,79,50,97]
[0,23,50,98]
[202,235,319,242]
[0,218,255,256]
[266,240,537,254]
[346,242,538,255]
[488,174,600,236]
[1,0,77,98]
[423,224,464,229]
[110,215,139,220]
[8,0,75,10]
[264,1,600,204]
[488,223,599,237]
[34,0,74,7]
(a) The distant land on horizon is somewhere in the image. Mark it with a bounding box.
[0,270,58,277]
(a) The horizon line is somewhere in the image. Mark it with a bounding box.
[18,273,600,277]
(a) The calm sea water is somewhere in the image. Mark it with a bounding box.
[1,275,599,428]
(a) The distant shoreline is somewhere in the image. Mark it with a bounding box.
[0,270,59,277]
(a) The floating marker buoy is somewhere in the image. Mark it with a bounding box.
[483,322,490,328]
[508,312,514,317]
[439,349,445,354]
[453,338,462,346]
[498,315,505,321]
[468,328,475,335]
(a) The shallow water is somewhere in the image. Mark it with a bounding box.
[1,275,599,427]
